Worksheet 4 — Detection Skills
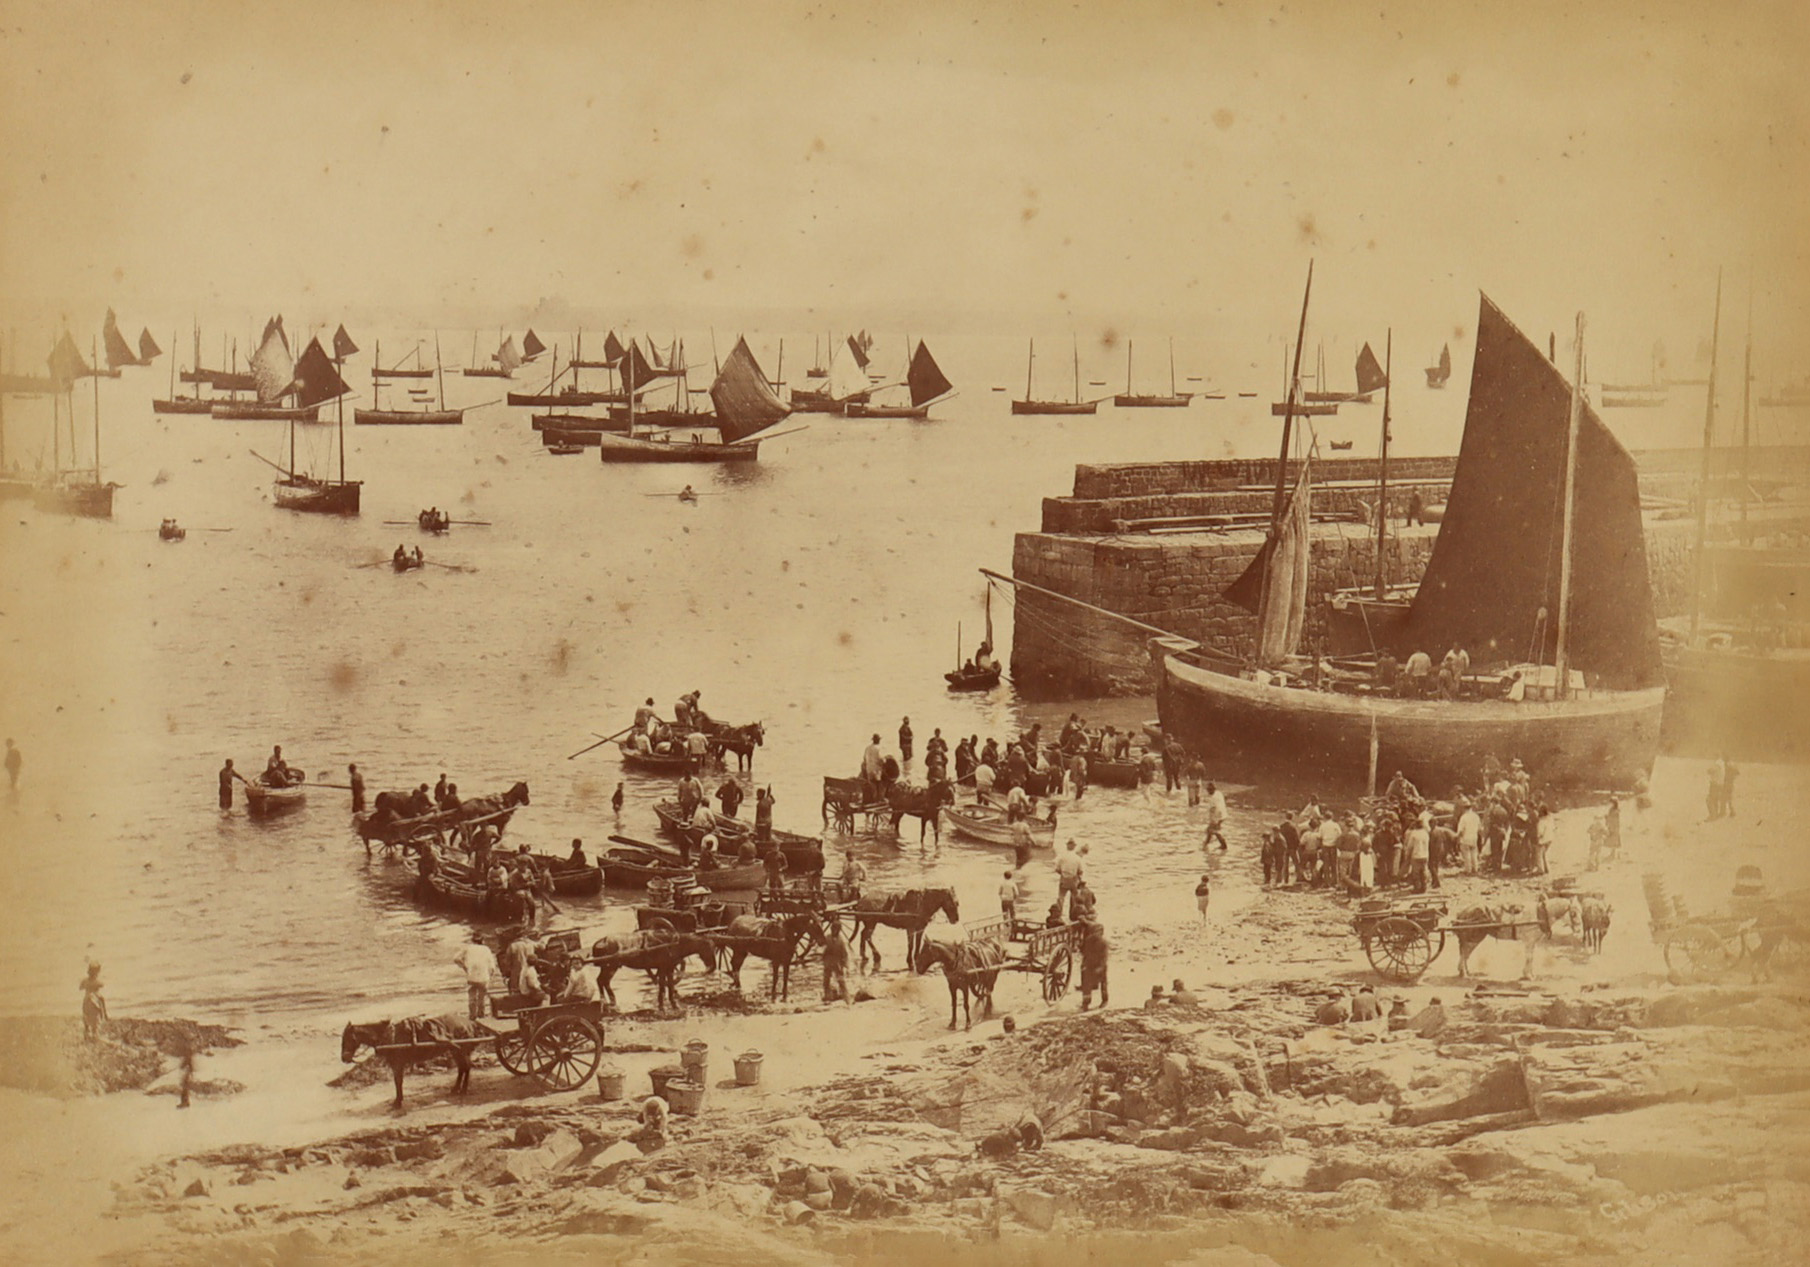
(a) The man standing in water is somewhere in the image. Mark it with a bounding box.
[1203,782,1229,851]
[4,739,20,791]
[347,763,366,813]
[218,759,244,809]
[898,717,913,764]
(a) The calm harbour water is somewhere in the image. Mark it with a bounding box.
[0,328,1712,1025]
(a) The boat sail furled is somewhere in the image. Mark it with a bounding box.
[1152,292,1665,791]
[1222,460,1313,666]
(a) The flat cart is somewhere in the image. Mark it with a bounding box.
[480,995,607,1093]
[821,776,890,835]
[967,915,1081,1003]
[1351,898,1448,981]
[1644,873,1810,984]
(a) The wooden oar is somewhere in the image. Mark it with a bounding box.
[567,724,634,761]
[422,560,477,572]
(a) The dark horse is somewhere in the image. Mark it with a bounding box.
[849,886,961,972]
[589,931,717,1011]
[356,780,530,850]
[915,939,1007,1029]
[718,912,818,1001]
[709,722,765,773]
[888,780,955,844]
[340,1013,479,1108]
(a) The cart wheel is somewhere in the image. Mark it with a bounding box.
[1665,923,1734,984]
[1369,915,1435,982]
[1042,947,1074,1002]
[529,1017,602,1092]
[494,1028,533,1076]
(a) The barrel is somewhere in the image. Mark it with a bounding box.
[664,1078,706,1115]
[595,1067,626,1101]
[733,1050,764,1086]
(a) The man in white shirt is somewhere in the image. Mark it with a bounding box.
[1054,840,1084,917]
[1005,782,1031,824]
[974,762,997,803]
[453,932,497,1021]
[998,870,1019,923]
[1204,782,1229,851]
[685,730,710,773]
[1456,802,1482,874]
[862,734,886,798]
[561,963,601,1004]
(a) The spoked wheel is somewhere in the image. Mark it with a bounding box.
[529,1017,603,1092]
[1368,915,1436,982]
[1042,947,1074,1002]
[1665,923,1735,984]
[494,1027,534,1076]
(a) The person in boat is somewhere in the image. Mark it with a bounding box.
[689,796,716,837]
[1374,651,1399,695]
[394,544,408,567]
[754,786,774,845]
[673,694,693,732]
[265,746,288,784]
[975,641,996,672]
[1060,714,1084,752]
[414,838,439,881]
[411,545,423,566]
[698,831,720,871]
[676,774,702,821]
[434,773,450,805]
[688,690,712,731]
[633,729,654,756]
[1384,770,1419,806]
[1403,650,1434,697]
[635,698,658,734]
[567,838,587,868]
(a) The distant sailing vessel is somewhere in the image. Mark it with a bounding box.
[213,317,320,421]
[1759,376,1810,408]
[1113,337,1192,408]
[462,331,521,379]
[791,334,873,413]
[152,326,214,414]
[33,333,118,518]
[1153,285,1666,791]
[1012,336,1098,415]
[1424,343,1452,389]
[846,342,954,418]
[1303,342,1387,404]
[258,334,361,514]
[355,336,464,425]
[372,342,435,380]
[595,337,792,464]
[946,587,1002,690]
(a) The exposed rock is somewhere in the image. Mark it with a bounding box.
[997,1184,1061,1230]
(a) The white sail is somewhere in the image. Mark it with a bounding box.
[250,317,294,403]
[495,336,523,373]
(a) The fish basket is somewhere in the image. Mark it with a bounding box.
[663,1078,706,1116]
[680,1040,709,1078]
[648,1064,686,1098]
[595,1067,626,1101]
[733,1051,764,1086]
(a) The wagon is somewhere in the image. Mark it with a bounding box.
[1644,873,1810,984]
[821,775,890,835]
[1349,898,1450,982]
[966,915,1081,1002]
[480,995,607,1093]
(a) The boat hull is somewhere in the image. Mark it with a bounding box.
[1011,400,1097,415]
[461,368,513,379]
[1152,636,1664,791]
[354,409,463,426]
[374,368,435,380]
[603,852,765,891]
[1660,638,1810,763]
[152,398,215,415]
[1082,754,1142,788]
[595,433,759,463]
[274,478,361,515]
[1112,394,1191,407]
[244,781,306,817]
[651,802,826,873]
[940,805,1055,848]
[32,482,115,518]
[617,742,695,772]
[212,403,321,422]
[846,403,929,419]
[532,411,629,433]
[945,665,1001,691]
[1271,401,1340,416]
[508,390,612,406]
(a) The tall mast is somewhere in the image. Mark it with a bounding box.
[435,331,445,411]
[91,337,101,479]
[1272,261,1315,526]
[1168,336,1177,397]
[1554,312,1587,696]
[1071,334,1080,404]
[336,335,346,484]
[1689,271,1724,639]
[167,329,176,399]
[53,387,61,472]
[0,343,7,473]
[1739,286,1753,543]
[372,339,382,412]
[1374,328,1392,598]
[1125,339,1134,395]
[1025,338,1035,401]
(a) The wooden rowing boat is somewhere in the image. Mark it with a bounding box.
[531,855,605,895]
[244,777,306,817]
[412,871,532,920]
[602,848,765,891]
[594,432,762,463]
[650,802,825,873]
[939,804,1055,848]
[354,408,463,426]
[1082,752,1143,788]
[617,740,694,772]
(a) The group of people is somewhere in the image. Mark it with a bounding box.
[391,543,425,567]
[1705,754,1740,820]
[1316,985,1446,1037]
[628,693,719,772]
[1371,646,1473,700]
[452,926,600,1020]
[1259,758,1556,896]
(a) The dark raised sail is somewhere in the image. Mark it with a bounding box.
[602,331,627,365]
[292,337,352,408]
[846,334,871,372]
[103,309,139,371]
[906,341,954,408]
[1354,342,1387,397]
[709,337,790,442]
[48,332,94,388]
[137,328,162,363]
[332,324,359,360]
[522,329,547,361]
[1396,296,1661,689]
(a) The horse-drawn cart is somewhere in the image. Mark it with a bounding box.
[821,776,890,835]
[1644,873,1810,985]
[967,915,1081,1002]
[1351,898,1448,981]
[480,995,607,1093]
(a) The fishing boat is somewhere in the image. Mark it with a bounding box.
[616,739,694,772]
[522,330,547,362]
[945,587,1002,690]
[648,806,825,873]
[244,772,307,817]
[526,855,605,895]
[212,318,322,421]
[791,337,872,412]
[1600,341,1670,408]
[546,443,585,456]
[1424,343,1452,389]
[1152,286,1667,792]
[411,871,531,920]
[32,333,117,518]
[1304,342,1387,404]
[846,341,955,419]
[1012,336,1098,415]
[392,553,424,573]
[355,336,464,425]
[1082,753,1143,788]
[462,331,520,379]
[1759,377,1810,408]
[596,337,793,464]
[939,804,1055,848]
[260,333,361,514]
[1114,337,1193,408]
[152,326,214,414]
[371,342,435,380]
[602,847,764,892]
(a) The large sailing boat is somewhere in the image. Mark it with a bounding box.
[153,326,215,414]
[213,317,320,421]
[258,335,361,513]
[33,333,118,517]
[595,336,792,463]
[790,334,873,413]
[1153,291,1667,791]
[355,334,464,425]
[1011,336,1097,415]
[847,341,954,418]
[462,331,521,379]
[1113,337,1192,408]
[1303,341,1387,404]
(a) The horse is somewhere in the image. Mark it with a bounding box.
[849,886,961,972]
[709,723,765,773]
[340,1014,478,1108]
[915,939,1007,1029]
[636,901,745,935]
[718,913,818,1002]
[1453,902,1545,979]
[1579,897,1612,954]
[589,931,716,1011]
[451,781,531,823]
[887,780,955,844]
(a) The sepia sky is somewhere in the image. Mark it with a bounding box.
[1,0,1806,367]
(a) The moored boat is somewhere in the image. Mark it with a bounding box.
[259,330,362,515]
[1082,752,1143,788]
[602,848,765,891]
[1013,336,1099,415]
[1113,338,1193,408]
[650,802,826,873]
[245,775,307,817]
[940,804,1055,848]
[846,341,954,419]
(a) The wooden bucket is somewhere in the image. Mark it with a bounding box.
[733,1051,764,1086]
